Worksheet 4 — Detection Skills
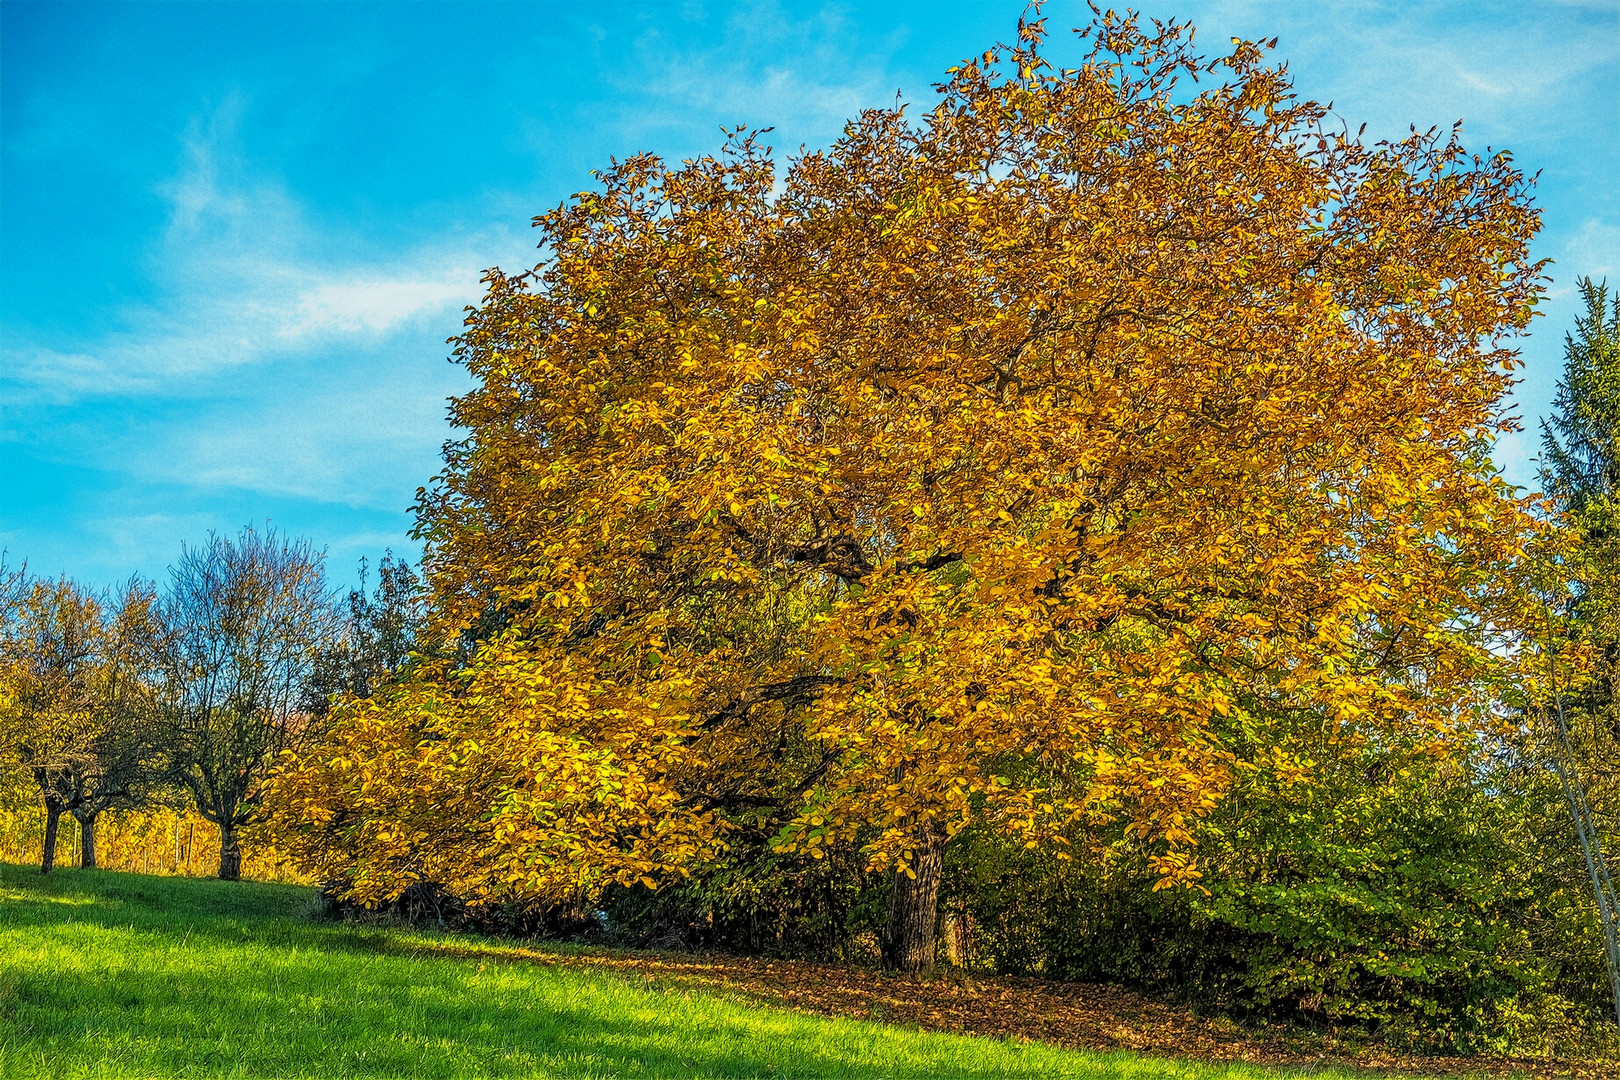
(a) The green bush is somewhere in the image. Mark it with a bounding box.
[938,748,1605,1054]
[441,736,1614,1055]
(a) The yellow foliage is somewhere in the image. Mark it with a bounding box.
[265,13,1549,905]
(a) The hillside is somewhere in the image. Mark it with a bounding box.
[0,865,1586,1079]
[0,865,1349,1079]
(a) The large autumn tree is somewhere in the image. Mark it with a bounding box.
[268,12,1547,971]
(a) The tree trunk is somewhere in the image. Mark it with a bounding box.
[41,804,62,875]
[881,827,947,974]
[218,822,242,881]
[78,811,98,869]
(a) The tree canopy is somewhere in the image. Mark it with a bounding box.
[266,12,1549,971]
[154,527,336,880]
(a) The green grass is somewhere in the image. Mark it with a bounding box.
[0,864,1384,1079]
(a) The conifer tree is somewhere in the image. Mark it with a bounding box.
[1539,277,1620,1026]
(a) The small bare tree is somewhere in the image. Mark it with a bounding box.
[153,526,336,880]
[304,551,429,713]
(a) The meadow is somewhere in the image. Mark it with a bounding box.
[0,863,1386,1080]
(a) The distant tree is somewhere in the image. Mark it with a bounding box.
[0,557,24,661]
[1544,278,1620,649]
[0,576,164,872]
[153,526,336,880]
[305,552,429,713]
[64,579,166,870]
[0,577,97,872]
[1543,280,1620,516]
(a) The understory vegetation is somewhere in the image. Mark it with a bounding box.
[588,745,1612,1057]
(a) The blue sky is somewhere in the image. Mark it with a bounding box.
[3,1,1617,591]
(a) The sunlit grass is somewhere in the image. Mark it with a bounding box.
[0,863,1389,1078]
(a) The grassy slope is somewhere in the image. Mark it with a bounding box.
[0,864,1376,1080]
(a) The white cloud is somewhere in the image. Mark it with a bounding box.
[138,353,461,509]
[1,98,501,409]
[285,278,473,337]
[0,94,500,528]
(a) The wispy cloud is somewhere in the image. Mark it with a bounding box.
[2,98,497,407]
[283,279,473,337]
[0,94,500,532]
[131,359,462,509]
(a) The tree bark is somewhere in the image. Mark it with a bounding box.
[881,827,947,974]
[78,812,98,869]
[41,804,63,875]
[218,822,243,881]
